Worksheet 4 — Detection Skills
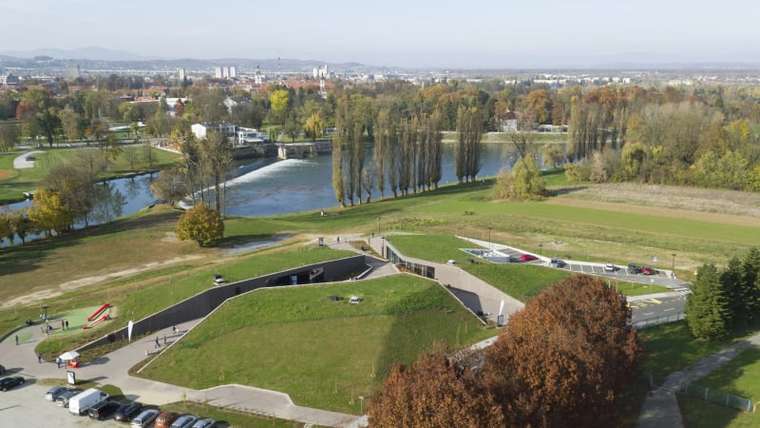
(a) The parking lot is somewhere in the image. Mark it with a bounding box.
[562,262,686,288]
[0,383,122,428]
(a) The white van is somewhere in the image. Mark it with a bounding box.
[68,388,109,415]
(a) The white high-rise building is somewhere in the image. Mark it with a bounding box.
[214,66,223,79]
[229,66,237,79]
[178,68,187,81]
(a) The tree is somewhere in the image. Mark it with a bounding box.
[86,118,109,145]
[687,264,731,340]
[282,113,301,142]
[269,89,289,124]
[0,213,13,245]
[143,141,156,169]
[10,211,32,245]
[0,123,20,151]
[369,350,504,428]
[59,106,83,143]
[199,131,232,212]
[303,112,324,141]
[176,203,224,246]
[493,155,545,200]
[483,275,640,427]
[147,103,169,137]
[542,144,564,169]
[28,187,73,236]
[17,87,60,147]
[150,167,189,206]
[456,106,483,183]
[620,142,648,180]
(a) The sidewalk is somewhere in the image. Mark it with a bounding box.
[638,331,760,428]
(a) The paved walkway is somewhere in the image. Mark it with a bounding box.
[638,331,760,428]
[367,236,525,324]
[12,150,43,169]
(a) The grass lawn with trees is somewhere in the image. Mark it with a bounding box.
[32,245,354,360]
[139,274,493,414]
[0,146,179,203]
[677,347,760,428]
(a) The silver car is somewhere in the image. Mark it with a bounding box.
[192,418,216,428]
[172,414,198,428]
[131,408,160,427]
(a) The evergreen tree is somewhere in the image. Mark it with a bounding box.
[741,248,760,324]
[687,264,730,340]
[720,257,743,329]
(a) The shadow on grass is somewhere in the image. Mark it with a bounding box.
[0,209,179,279]
[548,185,589,197]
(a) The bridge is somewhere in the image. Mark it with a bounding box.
[276,140,331,159]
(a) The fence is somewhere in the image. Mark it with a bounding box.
[632,312,686,329]
[679,383,755,413]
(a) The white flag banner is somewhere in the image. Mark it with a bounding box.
[498,300,505,316]
[127,320,134,342]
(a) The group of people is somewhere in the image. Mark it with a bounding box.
[153,325,179,349]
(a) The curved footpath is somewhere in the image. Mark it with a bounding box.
[637,331,760,428]
[12,150,43,169]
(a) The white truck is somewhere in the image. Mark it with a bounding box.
[68,388,109,416]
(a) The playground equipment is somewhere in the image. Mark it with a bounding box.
[83,304,112,330]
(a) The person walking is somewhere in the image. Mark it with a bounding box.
[154,337,160,349]
[15,335,18,345]
[37,353,42,364]
[56,357,61,369]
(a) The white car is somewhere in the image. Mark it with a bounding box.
[349,296,362,304]
[604,264,617,272]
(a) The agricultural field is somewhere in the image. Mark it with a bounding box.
[139,274,493,414]
[0,146,179,203]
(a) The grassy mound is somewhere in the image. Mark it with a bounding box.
[139,274,491,414]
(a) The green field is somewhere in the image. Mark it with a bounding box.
[0,146,179,203]
[139,274,492,414]
[678,347,760,428]
[386,234,669,300]
[33,245,353,359]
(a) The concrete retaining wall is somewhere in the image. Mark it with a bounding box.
[76,255,368,353]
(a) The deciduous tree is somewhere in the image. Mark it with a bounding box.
[176,203,224,246]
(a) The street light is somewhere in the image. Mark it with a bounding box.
[672,253,676,272]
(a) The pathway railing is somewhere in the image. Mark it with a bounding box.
[679,383,755,413]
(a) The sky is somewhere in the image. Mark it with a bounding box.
[2,0,760,68]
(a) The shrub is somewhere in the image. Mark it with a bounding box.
[564,161,591,183]
[492,156,545,200]
[176,203,224,246]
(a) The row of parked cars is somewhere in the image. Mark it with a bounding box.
[45,385,217,427]
[603,263,658,275]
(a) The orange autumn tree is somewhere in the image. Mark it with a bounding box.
[483,275,641,428]
[369,350,504,428]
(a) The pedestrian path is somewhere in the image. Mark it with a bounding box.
[638,331,760,428]
[12,150,43,169]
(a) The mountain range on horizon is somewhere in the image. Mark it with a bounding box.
[2,46,760,72]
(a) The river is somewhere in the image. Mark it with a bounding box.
[1,143,536,245]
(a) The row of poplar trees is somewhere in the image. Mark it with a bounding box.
[331,96,483,206]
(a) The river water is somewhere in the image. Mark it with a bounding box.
[1,144,531,245]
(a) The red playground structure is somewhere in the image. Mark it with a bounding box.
[83,304,112,329]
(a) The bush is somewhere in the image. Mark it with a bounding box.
[565,161,591,183]
[492,156,545,200]
[176,203,224,246]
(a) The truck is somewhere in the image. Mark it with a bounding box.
[68,388,109,416]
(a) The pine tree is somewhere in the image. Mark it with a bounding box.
[687,264,730,340]
[741,248,760,324]
[720,257,743,329]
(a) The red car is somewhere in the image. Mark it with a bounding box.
[641,266,657,275]
[518,254,538,263]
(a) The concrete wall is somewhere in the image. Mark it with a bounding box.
[76,255,367,353]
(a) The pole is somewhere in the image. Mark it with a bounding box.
[672,253,676,272]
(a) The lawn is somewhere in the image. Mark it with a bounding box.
[387,234,477,264]
[139,274,493,414]
[0,146,179,203]
[161,402,309,428]
[678,347,760,428]
[33,245,354,359]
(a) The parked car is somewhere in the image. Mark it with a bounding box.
[88,400,121,420]
[550,258,566,268]
[0,364,5,375]
[68,388,109,415]
[131,409,160,427]
[641,266,657,275]
[45,385,69,401]
[627,264,642,274]
[604,264,618,272]
[155,411,179,428]
[171,414,198,428]
[56,388,82,407]
[0,376,24,391]
[518,254,538,263]
[192,419,216,428]
[213,274,225,285]
[114,401,143,422]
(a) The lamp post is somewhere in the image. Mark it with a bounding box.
[488,227,493,253]
[671,253,676,272]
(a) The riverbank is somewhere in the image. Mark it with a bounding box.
[441,130,569,144]
[0,146,180,204]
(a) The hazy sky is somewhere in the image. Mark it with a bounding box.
[2,0,760,67]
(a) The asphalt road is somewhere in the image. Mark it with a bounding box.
[0,383,122,428]
[629,294,687,324]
